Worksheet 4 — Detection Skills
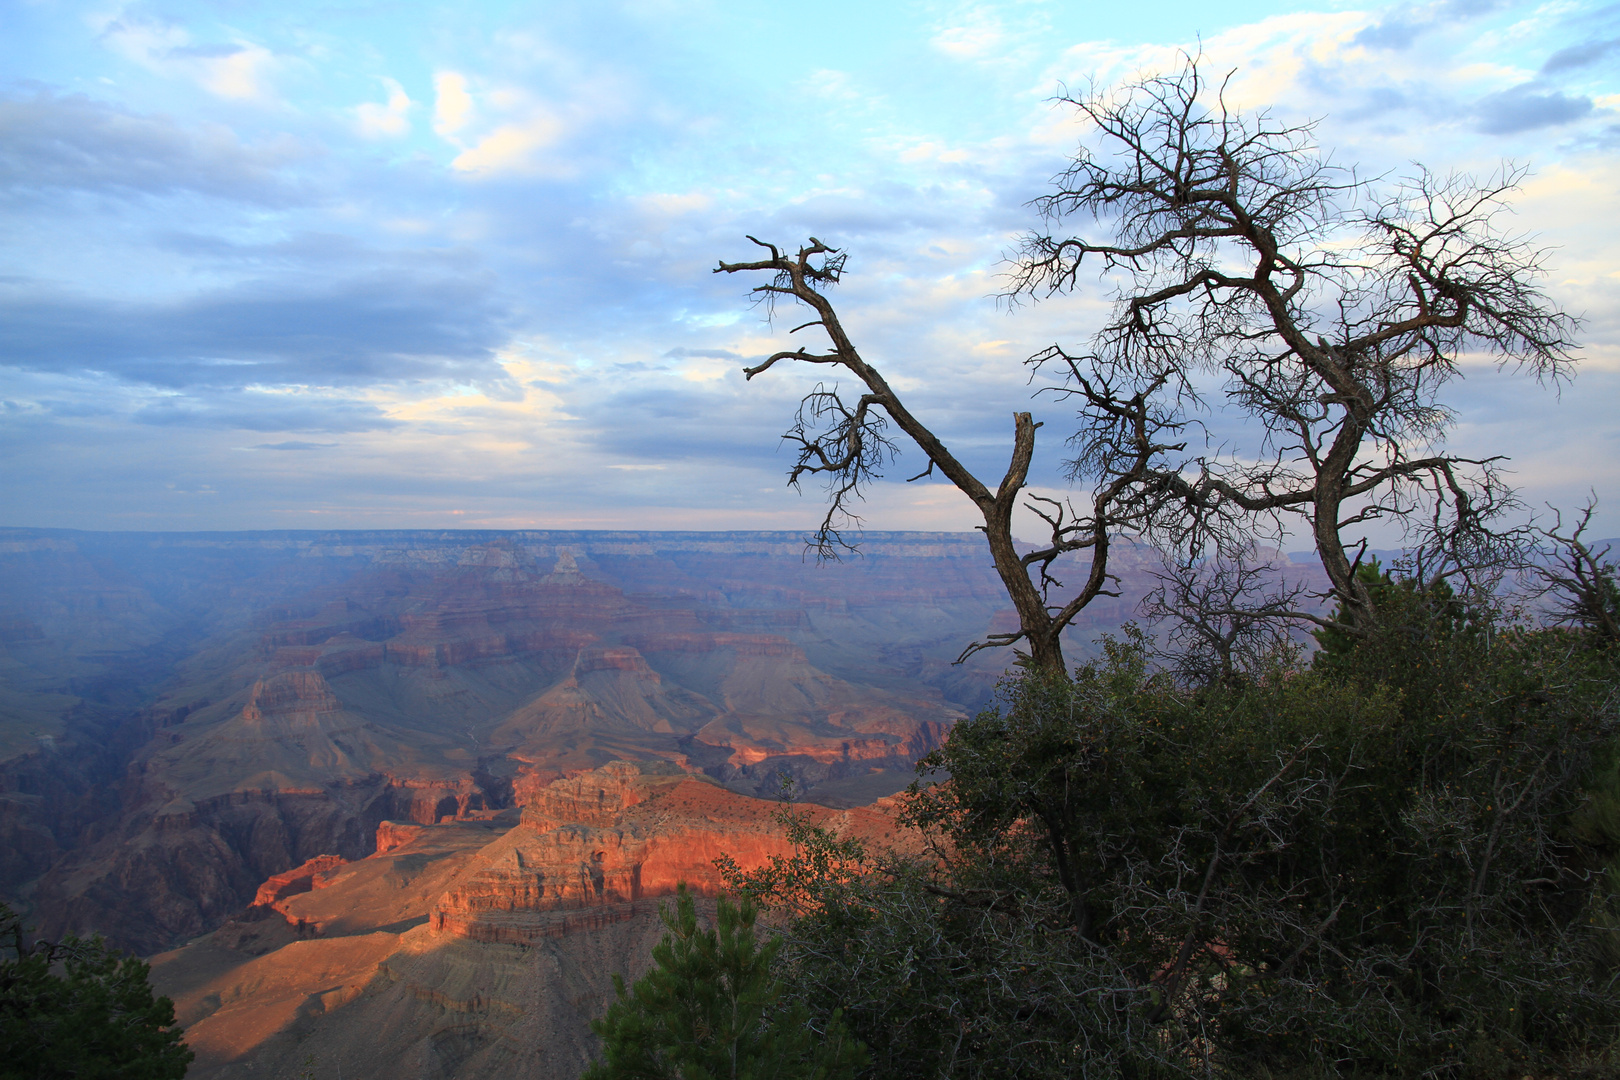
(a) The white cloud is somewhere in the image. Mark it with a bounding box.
[428,73,589,176]
[355,78,412,138]
[433,72,475,137]
[16,0,1615,536]
[932,7,1010,60]
[451,109,569,174]
[433,70,633,178]
[192,43,278,102]
[93,8,281,103]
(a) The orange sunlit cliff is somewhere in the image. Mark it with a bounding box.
[150,760,915,1080]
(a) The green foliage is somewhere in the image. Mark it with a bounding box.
[1310,559,1397,662]
[1311,559,1478,673]
[728,805,1158,1079]
[0,904,193,1080]
[585,885,866,1080]
[730,606,1620,1079]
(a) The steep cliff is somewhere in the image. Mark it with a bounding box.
[32,667,487,952]
[149,762,917,1080]
[12,535,984,952]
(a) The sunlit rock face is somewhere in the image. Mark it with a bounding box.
[146,763,919,1080]
[252,853,348,909]
[432,761,907,946]
[1,528,1311,953]
[0,527,1331,1074]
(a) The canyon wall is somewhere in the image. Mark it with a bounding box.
[0,527,1326,955]
[0,527,1335,1077]
[0,529,1033,951]
[149,762,915,1080]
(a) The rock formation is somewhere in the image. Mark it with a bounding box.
[0,526,1330,958]
[430,761,902,947]
[0,527,1342,1076]
[252,854,348,909]
[148,763,915,1080]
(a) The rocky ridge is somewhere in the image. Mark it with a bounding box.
[6,533,1002,953]
[151,761,911,1080]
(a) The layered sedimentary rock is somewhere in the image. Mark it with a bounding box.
[437,764,744,943]
[0,526,1340,1076]
[11,534,993,953]
[32,662,489,952]
[0,528,1331,957]
[252,854,348,909]
[435,762,908,946]
[149,763,915,1080]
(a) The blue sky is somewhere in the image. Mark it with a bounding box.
[2,0,1616,537]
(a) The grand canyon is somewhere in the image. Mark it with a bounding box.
[0,527,1319,1077]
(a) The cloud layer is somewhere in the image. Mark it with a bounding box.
[0,0,1615,538]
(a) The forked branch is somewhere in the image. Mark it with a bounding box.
[718,240,1178,675]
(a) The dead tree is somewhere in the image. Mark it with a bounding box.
[1140,550,1312,687]
[1011,60,1579,638]
[1530,499,1619,644]
[715,239,1187,676]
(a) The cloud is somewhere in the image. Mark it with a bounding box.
[1352,15,1424,50]
[434,72,474,136]
[1541,37,1620,72]
[1476,84,1595,133]
[249,441,339,450]
[1038,2,1617,164]
[579,380,791,465]
[933,10,1009,60]
[425,60,637,178]
[451,110,569,174]
[431,71,571,176]
[0,0,1611,537]
[355,78,412,138]
[190,43,278,102]
[0,90,304,202]
[0,274,511,388]
[131,393,399,433]
[664,347,742,360]
[1352,0,1512,49]
[95,9,281,103]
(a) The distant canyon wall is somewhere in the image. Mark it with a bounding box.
[0,527,1327,953]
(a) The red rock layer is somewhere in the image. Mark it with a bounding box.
[430,762,910,946]
[252,854,349,908]
[23,540,965,954]
[373,820,427,856]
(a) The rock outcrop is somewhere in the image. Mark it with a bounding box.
[252,854,349,909]
[147,766,917,1080]
[3,526,1297,956]
[430,762,905,946]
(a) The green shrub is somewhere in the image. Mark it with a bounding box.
[585,886,866,1080]
[0,905,192,1080]
[730,608,1620,1078]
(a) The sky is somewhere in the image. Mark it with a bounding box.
[1,0,1616,540]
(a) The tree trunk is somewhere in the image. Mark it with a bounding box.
[979,413,1068,677]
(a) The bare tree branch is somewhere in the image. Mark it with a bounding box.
[1527,497,1620,644]
[1141,550,1315,686]
[1010,57,1579,639]
[718,241,1181,675]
